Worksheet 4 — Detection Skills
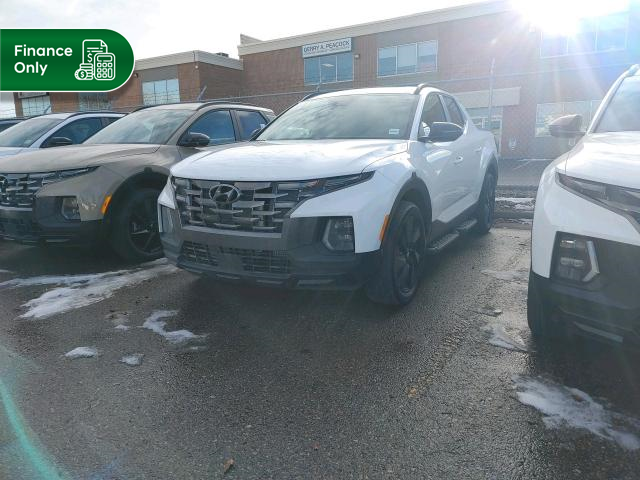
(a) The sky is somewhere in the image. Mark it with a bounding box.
[0,0,484,60]
[0,0,632,116]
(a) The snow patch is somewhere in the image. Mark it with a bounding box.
[142,310,206,345]
[65,347,98,359]
[120,354,144,366]
[114,324,130,331]
[481,269,529,284]
[496,197,535,211]
[0,269,11,274]
[475,306,503,317]
[513,376,640,451]
[483,322,528,352]
[0,260,178,320]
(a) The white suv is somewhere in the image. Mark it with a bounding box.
[529,65,640,344]
[0,112,123,158]
[159,86,498,305]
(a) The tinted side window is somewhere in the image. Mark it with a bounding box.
[186,110,236,146]
[52,118,104,144]
[442,96,465,128]
[102,116,121,126]
[0,123,17,133]
[421,94,447,127]
[236,110,267,139]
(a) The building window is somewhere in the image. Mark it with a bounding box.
[535,100,600,137]
[304,53,353,85]
[142,78,180,105]
[21,96,51,116]
[377,41,438,77]
[540,12,628,58]
[78,93,110,111]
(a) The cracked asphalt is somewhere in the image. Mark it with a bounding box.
[0,224,639,480]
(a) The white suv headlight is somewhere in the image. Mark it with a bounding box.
[557,173,640,229]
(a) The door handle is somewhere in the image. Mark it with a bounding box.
[475,147,483,154]
[454,156,464,164]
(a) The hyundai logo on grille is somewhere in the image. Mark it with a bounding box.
[209,184,241,204]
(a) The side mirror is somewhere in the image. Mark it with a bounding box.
[549,114,584,138]
[419,122,463,143]
[44,136,73,148]
[249,124,267,140]
[179,132,210,148]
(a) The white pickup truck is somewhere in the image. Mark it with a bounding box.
[159,86,498,305]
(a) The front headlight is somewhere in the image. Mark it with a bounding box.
[557,173,640,227]
[288,171,375,199]
[61,196,80,221]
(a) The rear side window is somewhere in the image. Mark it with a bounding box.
[442,96,465,128]
[0,122,17,133]
[421,94,447,127]
[51,117,104,144]
[186,110,236,146]
[102,116,121,126]
[236,110,267,139]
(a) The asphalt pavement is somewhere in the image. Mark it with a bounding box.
[0,224,639,480]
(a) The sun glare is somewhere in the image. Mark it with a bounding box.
[513,0,631,35]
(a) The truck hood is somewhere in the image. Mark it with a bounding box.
[560,132,640,189]
[172,140,408,181]
[0,147,28,158]
[0,144,161,173]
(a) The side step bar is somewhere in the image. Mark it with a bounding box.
[426,219,477,255]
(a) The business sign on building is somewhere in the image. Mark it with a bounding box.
[302,38,352,58]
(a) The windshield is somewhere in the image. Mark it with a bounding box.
[85,109,193,145]
[0,117,63,148]
[257,94,418,141]
[595,75,640,133]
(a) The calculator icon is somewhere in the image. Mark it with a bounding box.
[94,53,116,81]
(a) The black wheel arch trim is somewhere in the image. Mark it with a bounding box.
[103,168,168,224]
[386,174,432,237]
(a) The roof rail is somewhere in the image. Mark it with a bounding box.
[197,100,269,110]
[39,110,124,116]
[127,100,265,112]
[413,83,436,94]
[301,91,323,101]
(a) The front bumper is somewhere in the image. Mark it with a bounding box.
[0,202,102,245]
[160,208,381,290]
[532,238,640,346]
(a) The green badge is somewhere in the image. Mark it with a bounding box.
[0,29,134,91]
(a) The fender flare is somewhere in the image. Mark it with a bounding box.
[386,173,432,235]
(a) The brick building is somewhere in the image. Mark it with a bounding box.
[13,0,640,159]
[236,0,639,159]
[13,50,243,116]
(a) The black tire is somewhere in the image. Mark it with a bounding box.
[366,201,427,306]
[109,188,163,262]
[474,171,497,235]
[527,270,556,341]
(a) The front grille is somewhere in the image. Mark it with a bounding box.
[181,241,218,266]
[221,247,290,274]
[180,241,290,274]
[174,179,316,234]
[0,215,41,238]
[0,171,90,209]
